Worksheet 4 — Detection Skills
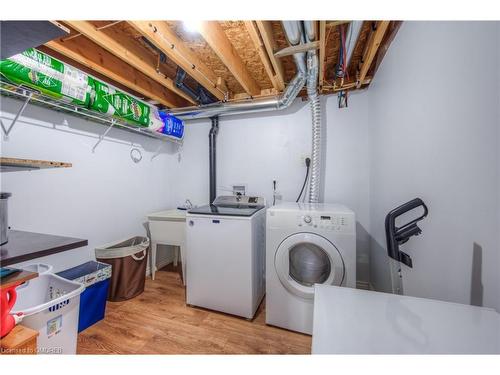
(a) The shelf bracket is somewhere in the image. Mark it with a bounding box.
[92,119,116,153]
[1,92,33,138]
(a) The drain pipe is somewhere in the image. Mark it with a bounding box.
[175,67,214,105]
[303,21,321,204]
[208,116,219,204]
[169,21,306,120]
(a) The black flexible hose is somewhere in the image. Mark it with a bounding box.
[296,158,311,202]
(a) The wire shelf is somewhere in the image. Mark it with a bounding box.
[0,80,183,145]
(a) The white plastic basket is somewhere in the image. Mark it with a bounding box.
[21,263,54,275]
[11,273,85,354]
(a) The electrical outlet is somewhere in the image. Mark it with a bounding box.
[300,154,310,165]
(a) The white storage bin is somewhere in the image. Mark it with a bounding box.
[21,263,53,275]
[11,273,85,354]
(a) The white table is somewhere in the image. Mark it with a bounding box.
[147,209,186,284]
[312,284,500,354]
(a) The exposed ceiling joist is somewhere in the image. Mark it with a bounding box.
[244,21,284,92]
[369,21,403,78]
[44,39,190,108]
[328,21,351,27]
[322,77,372,91]
[318,21,326,90]
[357,21,390,87]
[198,21,261,97]
[63,20,196,105]
[127,21,226,101]
[255,21,285,91]
[274,41,320,58]
[216,77,228,94]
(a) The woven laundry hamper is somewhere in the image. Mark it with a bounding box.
[95,236,149,302]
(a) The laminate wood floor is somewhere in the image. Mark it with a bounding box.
[77,265,311,354]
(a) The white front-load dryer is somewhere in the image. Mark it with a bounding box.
[266,202,356,335]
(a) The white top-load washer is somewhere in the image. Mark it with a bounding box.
[266,202,356,335]
[186,195,266,319]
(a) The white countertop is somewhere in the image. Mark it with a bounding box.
[147,208,187,222]
[312,284,500,354]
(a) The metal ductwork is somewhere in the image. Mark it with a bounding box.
[208,116,219,204]
[172,21,323,205]
[169,21,307,121]
[303,21,316,43]
[345,21,363,67]
[282,21,303,46]
[303,21,321,204]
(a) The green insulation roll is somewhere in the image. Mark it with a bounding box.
[0,48,92,106]
[90,78,151,127]
[1,48,167,132]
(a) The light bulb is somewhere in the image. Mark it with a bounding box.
[183,20,202,33]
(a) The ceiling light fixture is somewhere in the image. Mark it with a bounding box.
[183,20,203,33]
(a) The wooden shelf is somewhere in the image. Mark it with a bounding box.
[0,325,39,355]
[0,157,72,172]
[0,230,88,266]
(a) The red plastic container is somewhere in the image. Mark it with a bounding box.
[0,284,19,338]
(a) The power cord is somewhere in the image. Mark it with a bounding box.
[273,180,277,206]
[296,157,311,202]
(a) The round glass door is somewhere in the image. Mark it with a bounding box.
[275,233,344,299]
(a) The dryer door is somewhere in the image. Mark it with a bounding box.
[275,232,345,299]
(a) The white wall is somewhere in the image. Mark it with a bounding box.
[1,97,176,272]
[367,21,500,311]
[171,94,373,282]
[497,22,500,310]
[2,22,499,312]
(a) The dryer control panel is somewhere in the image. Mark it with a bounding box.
[296,213,354,233]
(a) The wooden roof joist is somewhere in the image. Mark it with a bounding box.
[356,21,390,87]
[63,20,196,106]
[274,41,320,58]
[198,21,261,97]
[318,21,327,90]
[255,21,285,91]
[44,38,190,108]
[244,21,284,92]
[127,21,226,101]
[32,20,401,107]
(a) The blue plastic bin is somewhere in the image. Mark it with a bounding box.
[57,261,112,332]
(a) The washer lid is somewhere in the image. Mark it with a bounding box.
[275,232,345,299]
[188,204,264,217]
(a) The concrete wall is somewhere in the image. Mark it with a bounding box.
[1,97,176,272]
[170,94,372,282]
[367,21,500,311]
